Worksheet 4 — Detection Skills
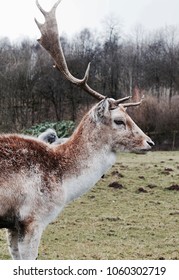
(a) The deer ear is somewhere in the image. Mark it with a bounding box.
[92,98,110,121]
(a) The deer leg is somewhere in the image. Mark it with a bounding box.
[18,222,43,260]
[6,229,21,260]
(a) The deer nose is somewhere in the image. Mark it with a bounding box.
[147,140,155,147]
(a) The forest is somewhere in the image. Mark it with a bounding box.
[0,22,179,149]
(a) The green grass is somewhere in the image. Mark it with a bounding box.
[0,151,179,260]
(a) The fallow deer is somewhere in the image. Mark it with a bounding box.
[0,0,154,259]
[38,128,59,143]
[38,128,68,144]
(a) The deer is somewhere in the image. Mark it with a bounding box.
[0,0,154,260]
[38,128,68,144]
[38,128,59,143]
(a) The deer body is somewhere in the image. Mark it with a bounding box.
[0,99,153,259]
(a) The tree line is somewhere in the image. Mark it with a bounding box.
[0,23,179,148]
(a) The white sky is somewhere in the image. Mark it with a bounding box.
[0,0,179,41]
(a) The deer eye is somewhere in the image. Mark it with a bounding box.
[114,119,125,126]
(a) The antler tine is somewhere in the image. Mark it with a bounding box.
[114,96,131,104]
[51,0,62,12]
[36,0,47,17]
[122,95,144,108]
[123,101,142,108]
[35,0,105,101]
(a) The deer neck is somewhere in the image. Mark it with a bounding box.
[55,114,116,204]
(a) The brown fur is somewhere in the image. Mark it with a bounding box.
[0,135,60,176]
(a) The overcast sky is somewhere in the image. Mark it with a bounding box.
[0,0,179,41]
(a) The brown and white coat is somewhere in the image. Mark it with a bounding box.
[0,1,154,259]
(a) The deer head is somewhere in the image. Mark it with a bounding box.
[89,98,153,153]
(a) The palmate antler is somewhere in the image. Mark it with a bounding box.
[35,0,142,107]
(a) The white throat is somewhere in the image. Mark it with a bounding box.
[63,149,116,204]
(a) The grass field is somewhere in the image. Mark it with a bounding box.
[0,151,179,260]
